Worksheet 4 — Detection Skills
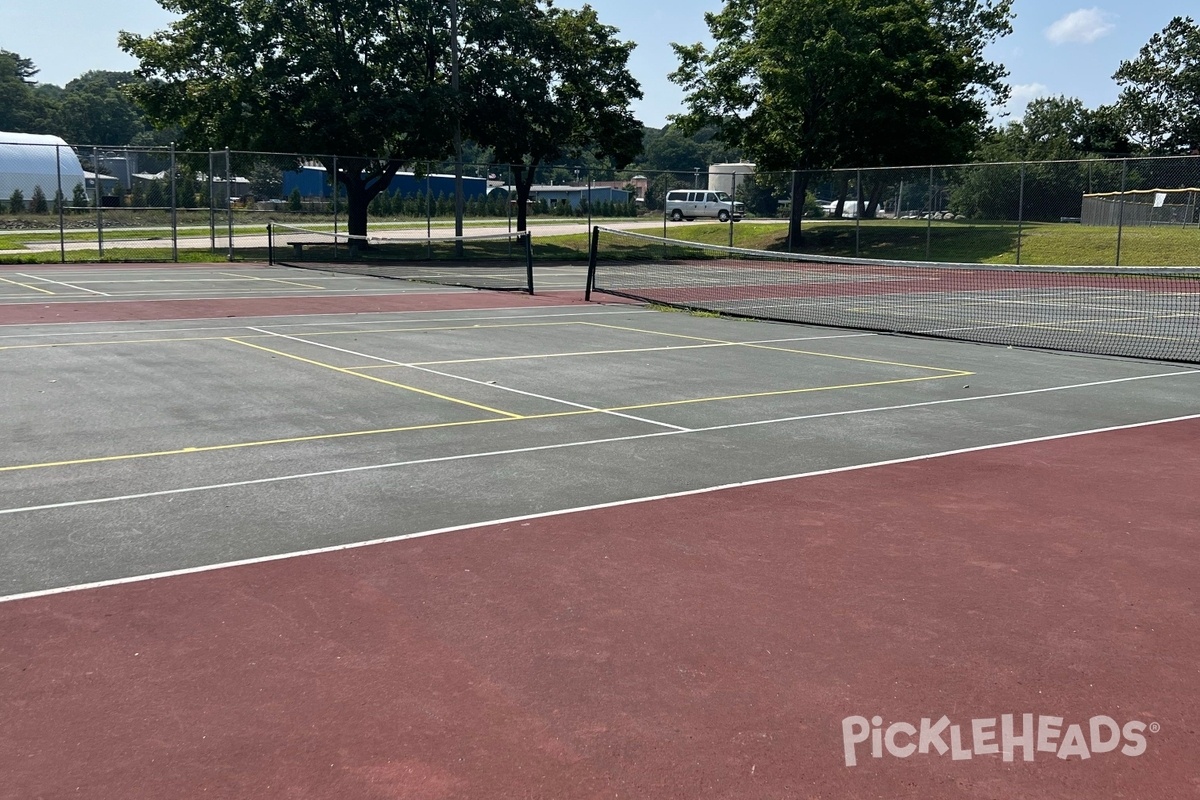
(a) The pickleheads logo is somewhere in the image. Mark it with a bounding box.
[842,714,1159,767]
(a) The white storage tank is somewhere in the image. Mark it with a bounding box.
[707,162,755,196]
[0,132,88,201]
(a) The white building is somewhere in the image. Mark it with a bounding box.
[0,132,88,201]
[707,162,755,196]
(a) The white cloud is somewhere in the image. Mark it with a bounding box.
[1005,83,1051,119]
[1045,8,1117,45]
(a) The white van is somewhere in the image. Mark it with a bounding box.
[665,190,744,222]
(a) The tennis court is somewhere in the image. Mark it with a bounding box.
[1,239,1198,798]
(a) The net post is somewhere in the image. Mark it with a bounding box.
[267,222,274,265]
[524,231,535,295]
[584,225,600,301]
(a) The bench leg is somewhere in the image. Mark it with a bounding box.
[291,243,304,260]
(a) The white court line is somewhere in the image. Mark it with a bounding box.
[0,308,647,339]
[3,407,1199,605]
[1,369,1194,521]
[245,326,695,432]
[0,288,477,310]
[17,272,109,296]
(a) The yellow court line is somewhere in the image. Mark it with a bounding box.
[0,372,964,475]
[218,271,326,290]
[0,416,527,474]
[225,337,524,419]
[605,373,968,412]
[0,275,56,295]
[579,321,974,375]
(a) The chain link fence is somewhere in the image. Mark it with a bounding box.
[2,139,1198,266]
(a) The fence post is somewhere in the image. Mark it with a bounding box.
[789,170,799,252]
[331,154,339,259]
[1116,158,1128,267]
[55,144,65,263]
[587,172,592,234]
[225,147,234,261]
[208,150,216,253]
[1016,162,1026,266]
[94,146,104,258]
[663,170,669,239]
[170,142,178,263]
[730,170,737,248]
[926,165,934,260]
[426,163,433,259]
[854,168,862,257]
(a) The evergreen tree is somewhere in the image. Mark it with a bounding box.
[72,183,90,211]
[30,185,49,214]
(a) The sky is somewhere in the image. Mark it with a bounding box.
[0,0,1195,127]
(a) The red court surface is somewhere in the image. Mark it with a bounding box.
[2,418,1197,799]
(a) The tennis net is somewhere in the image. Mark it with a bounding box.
[585,226,1200,364]
[268,223,535,293]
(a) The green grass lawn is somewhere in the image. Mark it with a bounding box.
[4,214,1194,268]
[665,219,1200,267]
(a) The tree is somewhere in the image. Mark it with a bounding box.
[1114,16,1200,154]
[120,0,458,242]
[462,2,643,231]
[248,163,284,200]
[8,189,24,214]
[671,0,1012,245]
[55,71,149,145]
[71,183,90,211]
[947,98,1131,222]
[30,185,49,214]
[635,125,741,173]
[0,49,55,134]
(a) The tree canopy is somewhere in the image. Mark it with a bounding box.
[462,1,643,230]
[0,49,55,134]
[669,0,1012,243]
[120,0,462,238]
[1114,16,1200,154]
[118,0,642,236]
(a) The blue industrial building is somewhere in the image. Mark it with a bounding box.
[282,165,487,200]
[488,184,631,210]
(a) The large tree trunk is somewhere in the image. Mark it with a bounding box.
[787,170,810,250]
[864,179,886,219]
[512,161,537,232]
[323,157,402,245]
[835,177,850,219]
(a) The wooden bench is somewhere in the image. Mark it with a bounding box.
[285,240,360,260]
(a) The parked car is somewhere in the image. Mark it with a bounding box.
[665,190,745,222]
